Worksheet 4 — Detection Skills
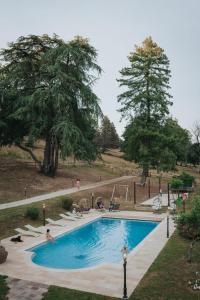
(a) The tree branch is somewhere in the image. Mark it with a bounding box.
[16,143,42,169]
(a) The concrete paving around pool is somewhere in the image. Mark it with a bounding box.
[0,210,175,298]
[141,193,177,207]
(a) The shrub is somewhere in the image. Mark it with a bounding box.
[61,197,73,211]
[25,207,39,220]
[170,178,183,189]
[179,172,195,187]
[0,150,22,159]
[176,195,200,239]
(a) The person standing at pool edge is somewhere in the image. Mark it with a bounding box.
[46,229,54,242]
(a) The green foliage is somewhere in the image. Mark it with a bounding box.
[162,118,190,165]
[0,150,22,159]
[170,178,183,189]
[179,172,195,187]
[0,34,102,176]
[187,143,200,166]
[0,276,8,300]
[118,37,172,120]
[25,207,40,220]
[61,197,73,211]
[176,195,200,239]
[94,116,119,151]
[122,116,180,173]
[118,37,172,175]
[122,114,190,173]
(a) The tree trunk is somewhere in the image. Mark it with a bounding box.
[142,164,149,178]
[16,143,41,169]
[41,134,59,176]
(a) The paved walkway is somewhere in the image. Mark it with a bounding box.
[0,176,133,211]
[141,193,177,207]
[6,277,48,300]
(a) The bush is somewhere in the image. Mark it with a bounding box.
[61,197,73,211]
[176,195,200,239]
[25,207,40,220]
[179,172,195,187]
[170,178,183,189]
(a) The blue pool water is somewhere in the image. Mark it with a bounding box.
[28,218,158,269]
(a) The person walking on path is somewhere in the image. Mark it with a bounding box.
[76,178,80,190]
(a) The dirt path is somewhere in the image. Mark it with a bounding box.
[0,176,133,211]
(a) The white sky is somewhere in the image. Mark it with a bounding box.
[0,0,200,135]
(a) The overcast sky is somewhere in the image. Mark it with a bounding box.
[0,0,199,135]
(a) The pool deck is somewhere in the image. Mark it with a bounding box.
[0,210,175,298]
[141,193,177,207]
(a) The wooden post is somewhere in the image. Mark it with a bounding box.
[24,187,27,198]
[133,181,136,204]
[167,214,169,238]
[183,199,186,213]
[148,178,151,199]
[125,185,129,202]
[167,183,170,206]
[159,176,161,193]
[91,193,94,209]
[111,185,116,202]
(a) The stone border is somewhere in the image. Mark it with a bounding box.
[0,210,175,298]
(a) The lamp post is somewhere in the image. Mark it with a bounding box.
[43,203,46,226]
[123,253,128,299]
[167,207,170,238]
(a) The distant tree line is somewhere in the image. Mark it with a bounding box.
[187,122,200,168]
[94,116,120,152]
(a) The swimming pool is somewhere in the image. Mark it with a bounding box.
[28,218,158,269]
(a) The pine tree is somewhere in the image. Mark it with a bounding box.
[118,37,172,176]
[110,122,120,148]
[98,116,119,151]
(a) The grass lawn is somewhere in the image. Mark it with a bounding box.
[0,276,8,300]
[42,232,200,300]
[43,287,118,300]
[133,232,200,300]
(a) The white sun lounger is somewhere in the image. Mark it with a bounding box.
[152,197,162,211]
[15,228,39,237]
[24,225,45,234]
[46,218,66,226]
[59,214,76,221]
[66,212,84,219]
